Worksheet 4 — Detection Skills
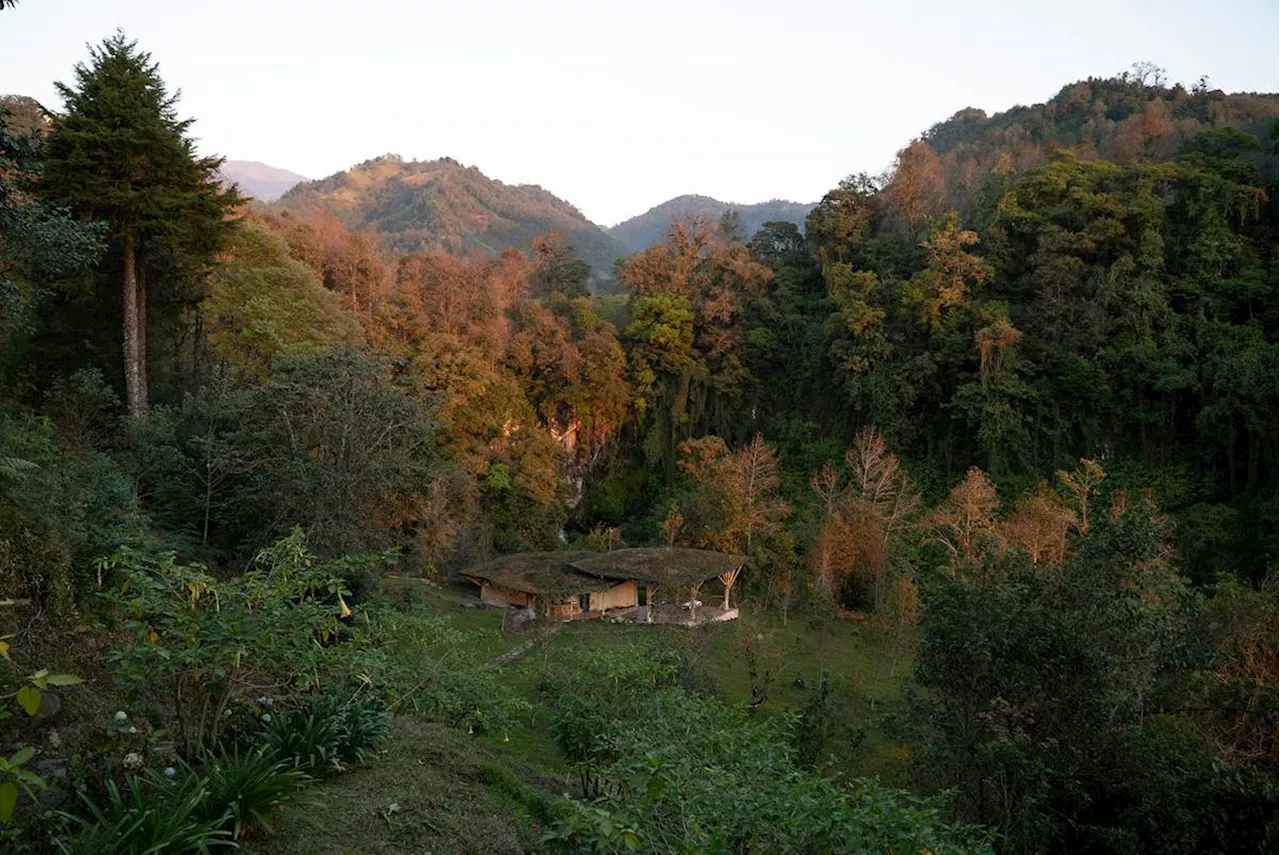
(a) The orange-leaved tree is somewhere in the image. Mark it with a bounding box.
[809,426,919,617]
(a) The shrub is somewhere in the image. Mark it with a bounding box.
[263,700,345,775]
[412,670,531,736]
[56,774,230,855]
[336,693,393,765]
[189,747,309,840]
[792,669,867,769]
[264,691,391,774]
[0,412,137,617]
[101,529,361,756]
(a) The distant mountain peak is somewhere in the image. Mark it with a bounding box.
[273,155,625,274]
[218,160,309,202]
[608,195,815,253]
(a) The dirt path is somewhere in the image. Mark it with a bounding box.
[484,622,564,671]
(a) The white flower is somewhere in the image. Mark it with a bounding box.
[128,726,138,734]
[123,752,143,770]
[164,766,177,778]
[223,709,232,717]
[114,711,128,723]
[261,713,272,723]
[263,697,274,707]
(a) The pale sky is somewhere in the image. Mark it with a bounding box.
[1,0,1276,225]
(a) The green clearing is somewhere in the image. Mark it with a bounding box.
[244,716,555,855]
[248,580,918,853]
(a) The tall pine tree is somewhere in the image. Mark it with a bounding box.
[41,31,238,414]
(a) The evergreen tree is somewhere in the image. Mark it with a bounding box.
[41,31,238,415]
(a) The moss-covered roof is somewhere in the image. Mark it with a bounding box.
[571,548,746,586]
[465,551,612,598]
[466,547,746,595]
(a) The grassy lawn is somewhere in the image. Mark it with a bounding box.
[247,716,556,855]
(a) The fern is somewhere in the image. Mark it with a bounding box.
[0,456,38,482]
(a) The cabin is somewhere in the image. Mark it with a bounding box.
[465,547,745,626]
[464,551,618,620]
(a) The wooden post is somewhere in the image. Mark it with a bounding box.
[689,581,703,623]
[720,566,741,610]
[645,583,655,623]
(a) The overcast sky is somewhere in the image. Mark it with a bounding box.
[1,0,1276,225]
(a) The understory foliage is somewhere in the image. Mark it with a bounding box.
[102,529,363,756]
[541,644,992,854]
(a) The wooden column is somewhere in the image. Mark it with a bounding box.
[720,566,741,610]
[689,581,703,622]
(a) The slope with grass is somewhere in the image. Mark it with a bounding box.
[245,578,927,854]
[245,716,555,855]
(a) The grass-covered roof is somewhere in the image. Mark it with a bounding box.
[466,547,746,595]
[571,548,746,586]
[465,551,612,598]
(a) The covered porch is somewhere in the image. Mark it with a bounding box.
[570,547,746,625]
[607,604,740,626]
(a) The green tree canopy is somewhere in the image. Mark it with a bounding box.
[203,221,363,378]
[41,30,239,414]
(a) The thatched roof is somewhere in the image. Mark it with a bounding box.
[466,547,746,596]
[465,551,612,598]
[573,547,747,588]
[572,548,746,587]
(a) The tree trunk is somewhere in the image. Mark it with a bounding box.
[137,254,149,406]
[121,232,146,416]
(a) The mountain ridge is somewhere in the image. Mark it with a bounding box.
[607,194,815,253]
[273,154,626,275]
[218,160,310,202]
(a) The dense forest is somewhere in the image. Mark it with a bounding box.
[1,30,1276,855]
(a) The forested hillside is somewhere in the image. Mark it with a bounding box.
[911,65,1277,212]
[1,33,1276,855]
[274,154,626,278]
[608,194,815,252]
